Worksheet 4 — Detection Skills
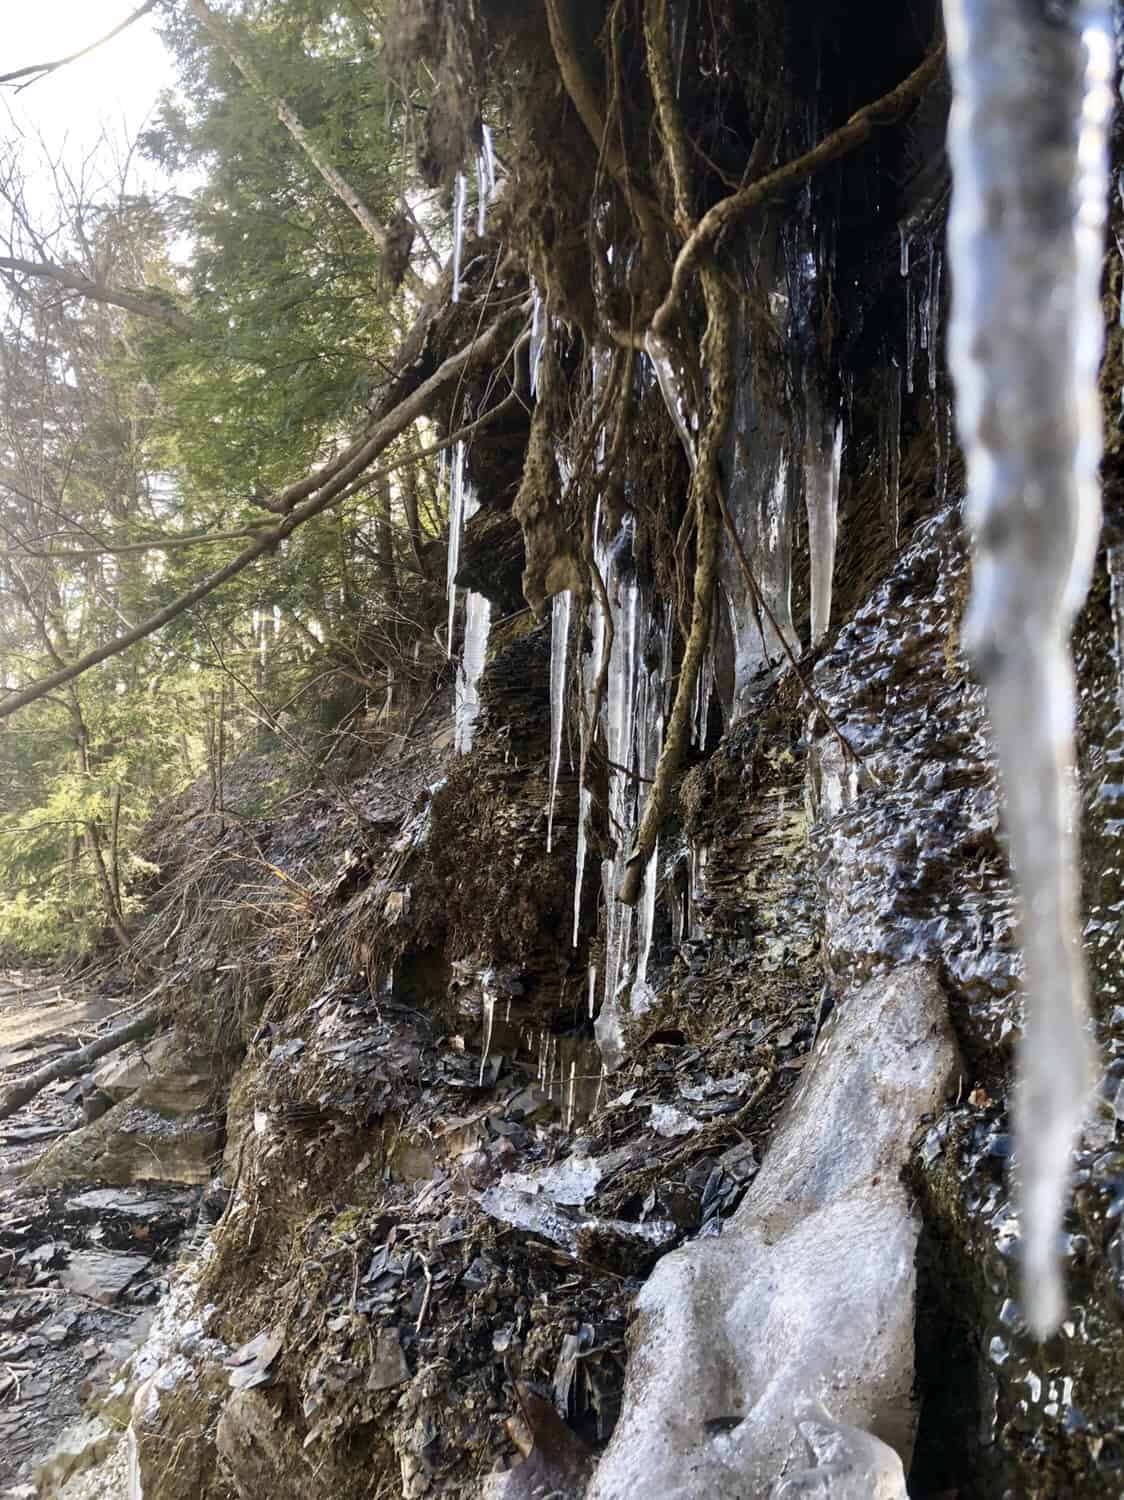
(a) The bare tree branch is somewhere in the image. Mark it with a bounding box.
[0,0,160,91]
[0,1010,161,1122]
[0,256,200,336]
[0,303,529,721]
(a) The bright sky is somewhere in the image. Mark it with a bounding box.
[3,1,177,197]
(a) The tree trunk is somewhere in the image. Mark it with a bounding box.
[0,1009,161,1122]
[187,0,426,299]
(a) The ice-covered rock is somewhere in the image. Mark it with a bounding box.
[586,966,958,1500]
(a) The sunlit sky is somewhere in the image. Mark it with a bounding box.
[4,2,177,192]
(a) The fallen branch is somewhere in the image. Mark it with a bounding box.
[0,1008,161,1123]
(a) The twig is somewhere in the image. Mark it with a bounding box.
[0,0,160,89]
[414,1258,433,1333]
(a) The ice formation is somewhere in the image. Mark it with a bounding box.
[476,124,496,236]
[561,507,670,1068]
[645,327,699,469]
[445,440,468,656]
[943,0,1114,1334]
[451,172,467,303]
[446,438,490,754]
[530,284,546,397]
[455,587,490,755]
[804,407,843,648]
[547,589,572,853]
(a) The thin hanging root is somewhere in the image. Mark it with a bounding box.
[617,0,728,910]
[649,40,947,337]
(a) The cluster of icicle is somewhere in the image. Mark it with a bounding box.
[446,127,500,752]
[451,125,496,304]
[942,0,1114,1334]
[537,235,847,1068]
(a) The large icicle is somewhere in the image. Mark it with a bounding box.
[451,172,467,304]
[804,405,843,648]
[476,124,496,236]
[546,590,572,852]
[943,0,1113,1335]
[720,303,801,719]
[645,328,698,470]
[445,440,467,656]
[455,588,491,754]
[573,585,605,947]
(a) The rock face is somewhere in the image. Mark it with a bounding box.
[216,1390,318,1498]
[26,1050,218,1189]
[587,967,958,1500]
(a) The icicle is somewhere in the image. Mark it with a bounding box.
[476,124,496,236]
[943,0,1113,1335]
[455,589,490,754]
[722,453,800,717]
[446,441,467,656]
[600,569,640,1019]
[479,972,496,1086]
[645,328,698,469]
[573,564,605,947]
[547,590,572,852]
[905,273,916,395]
[530,286,546,397]
[451,172,467,304]
[927,248,943,394]
[899,225,911,276]
[883,362,902,547]
[804,406,843,648]
[720,302,801,720]
[587,964,598,1020]
[693,634,715,748]
[688,842,708,940]
[481,124,497,197]
[630,620,669,1010]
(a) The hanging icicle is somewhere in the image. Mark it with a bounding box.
[645,328,698,470]
[804,406,844,648]
[547,590,572,852]
[451,172,467,303]
[530,285,546,397]
[446,440,467,656]
[476,124,496,236]
[943,0,1114,1335]
[455,589,491,755]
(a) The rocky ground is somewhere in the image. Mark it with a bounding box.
[0,976,208,1496]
